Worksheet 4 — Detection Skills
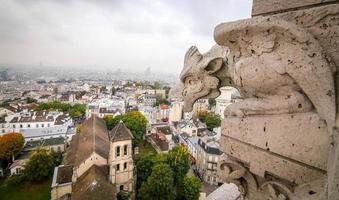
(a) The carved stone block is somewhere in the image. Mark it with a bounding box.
[222,112,329,170]
[220,112,328,185]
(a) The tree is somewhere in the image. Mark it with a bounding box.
[167,145,190,185]
[208,98,216,109]
[139,163,175,200]
[182,176,202,200]
[35,101,86,118]
[100,86,107,92]
[163,86,171,98]
[0,132,25,161]
[26,97,37,104]
[153,81,162,90]
[198,112,221,131]
[111,87,116,95]
[136,153,155,190]
[50,150,63,166]
[117,191,130,200]
[24,148,55,181]
[103,111,148,147]
[155,98,170,106]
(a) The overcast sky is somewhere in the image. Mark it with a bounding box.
[0,0,252,75]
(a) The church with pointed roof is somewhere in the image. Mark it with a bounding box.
[51,115,135,200]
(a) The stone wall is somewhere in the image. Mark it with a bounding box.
[252,0,339,113]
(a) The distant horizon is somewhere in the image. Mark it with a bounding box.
[0,0,252,75]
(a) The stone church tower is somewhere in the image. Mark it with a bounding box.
[109,121,134,195]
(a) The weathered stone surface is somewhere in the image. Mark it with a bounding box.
[222,112,329,170]
[178,1,338,199]
[220,135,326,185]
[252,0,337,16]
[267,4,339,113]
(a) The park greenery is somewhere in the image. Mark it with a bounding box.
[35,101,86,118]
[3,148,62,186]
[26,97,38,104]
[182,176,202,200]
[155,98,170,106]
[103,111,148,147]
[24,148,55,181]
[0,132,25,161]
[137,146,201,200]
[198,111,221,131]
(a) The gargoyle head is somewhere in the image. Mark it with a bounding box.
[180,45,227,112]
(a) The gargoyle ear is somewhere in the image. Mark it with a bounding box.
[205,57,223,74]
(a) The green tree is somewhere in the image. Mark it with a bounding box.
[139,163,175,200]
[26,97,37,104]
[50,150,63,166]
[167,145,190,185]
[0,132,25,161]
[182,176,202,200]
[103,111,148,147]
[153,81,162,90]
[198,112,221,131]
[100,86,107,92]
[0,100,10,108]
[117,191,130,200]
[136,153,155,190]
[155,98,170,106]
[111,87,116,95]
[35,101,86,118]
[24,148,55,181]
[208,98,216,109]
[163,86,171,98]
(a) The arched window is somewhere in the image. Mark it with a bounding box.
[124,162,127,170]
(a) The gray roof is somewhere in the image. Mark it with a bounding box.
[206,183,240,200]
[72,165,115,200]
[109,121,133,142]
[156,125,172,135]
[64,116,110,168]
[24,137,65,151]
[56,165,73,185]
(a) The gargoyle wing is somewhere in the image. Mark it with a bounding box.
[214,17,336,127]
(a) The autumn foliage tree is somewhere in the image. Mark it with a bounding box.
[0,132,25,161]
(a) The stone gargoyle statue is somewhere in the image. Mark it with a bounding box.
[180,16,336,127]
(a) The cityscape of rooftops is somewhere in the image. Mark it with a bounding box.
[2,0,337,200]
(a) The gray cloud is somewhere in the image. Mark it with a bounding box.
[0,0,252,74]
